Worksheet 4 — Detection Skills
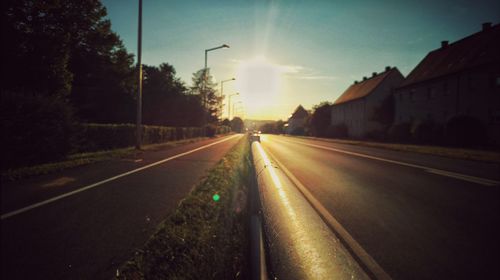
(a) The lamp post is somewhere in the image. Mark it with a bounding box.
[221,78,235,119]
[203,44,229,127]
[135,0,143,149]
[228,92,239,120]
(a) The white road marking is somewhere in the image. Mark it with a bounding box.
[263,146,392,280]
[1,135,241,220]
[272,137,499,187]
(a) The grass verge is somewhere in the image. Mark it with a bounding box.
[293,136,500,163]
[117,136,250,279]
[1,137,208,181]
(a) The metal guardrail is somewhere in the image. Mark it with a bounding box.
[251,141,370,280]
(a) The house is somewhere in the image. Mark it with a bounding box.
[394,22,500,144]
[286,105,309,134]
[331,66,405,138]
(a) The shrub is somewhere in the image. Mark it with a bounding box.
[388,122,412,142]
[217,125,231,135]
[74,124,206,153]
[413,120,444,144]
[326,123,348,138]
[1,91,75,169]
[205,124,217,137]
[445,115,487,147]
[364,129,386,141]
[290,127,305,136]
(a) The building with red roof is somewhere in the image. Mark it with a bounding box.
[394,22,500,144]
[331,66,404,138]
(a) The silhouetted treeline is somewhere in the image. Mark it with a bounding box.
[1,0,221,169]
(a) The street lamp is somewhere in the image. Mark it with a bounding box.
[205,44,230,70]
[203,44,230,126]
[135,0,143,149]
[228,92,239,120]
[221,78,235,119]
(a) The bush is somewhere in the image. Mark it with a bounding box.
[290,127,305,136]
[445,115,488,147]
[74,124,205,153]
[326,123,348,138]
[205,124,217,137]
[388,122,412,142]
[1,91,75,169]
[413,120,444,144]
[217,125,231,135]
[364,129,386,141]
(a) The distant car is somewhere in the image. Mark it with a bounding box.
[249,133,260,142]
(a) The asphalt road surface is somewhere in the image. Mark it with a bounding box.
[1,134,242,279]
[260,134,500,280]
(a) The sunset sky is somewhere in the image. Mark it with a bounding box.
[101,0,499,120]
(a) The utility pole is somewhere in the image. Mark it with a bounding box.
[135,0,143,149]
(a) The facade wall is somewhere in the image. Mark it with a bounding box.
[331,70,405,138]
[394,65,500,143]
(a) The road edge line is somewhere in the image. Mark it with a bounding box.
[1,134,240,220]
[276,137,499,186]
[264,146,392,280]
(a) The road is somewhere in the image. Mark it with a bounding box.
[1,134,242,279]
[260,134,500,280]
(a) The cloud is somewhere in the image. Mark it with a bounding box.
[279,64,337,81]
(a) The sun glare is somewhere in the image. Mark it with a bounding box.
[235,57,283,118]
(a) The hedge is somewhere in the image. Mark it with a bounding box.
[74,124,231,153]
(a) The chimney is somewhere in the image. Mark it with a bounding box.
[482,22,492,31]
[363,76,367,81]
[441,41,449,48]
[372,72,377,77]
[385,66,391,72]
[354,80,358,84]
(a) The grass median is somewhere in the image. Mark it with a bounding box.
[117,136,251,279]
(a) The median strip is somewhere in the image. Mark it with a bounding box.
[117,135,250,279]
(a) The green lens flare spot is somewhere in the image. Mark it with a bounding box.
[212,194,220,202]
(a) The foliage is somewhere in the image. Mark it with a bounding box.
[230,117,244,133]
[310,101,333,137]
[142,63,204,126]
[445,115,488,147]
[191,69,223,124]
[2,0,74,97]
[204,124,217,137]
[221,119,231,127]
[326,123,348,138]
[388,122,412,142]
[413,120,444,144]
[118,137,250,279]
[1,91,75,170]
[74,124,205,153]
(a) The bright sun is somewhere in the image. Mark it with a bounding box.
[235,57,283,118]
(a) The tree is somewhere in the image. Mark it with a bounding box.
[230,117,244,133]
[310,101,333,137]
[2,0,74,97]
[191,68,222,124]
[141,63,204,126]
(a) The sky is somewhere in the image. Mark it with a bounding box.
[101,0,499,120]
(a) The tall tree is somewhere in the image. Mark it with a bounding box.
[142,63,203,126]
[310,101,333,137]
[191,69,222,124]
[2,0,73,97]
